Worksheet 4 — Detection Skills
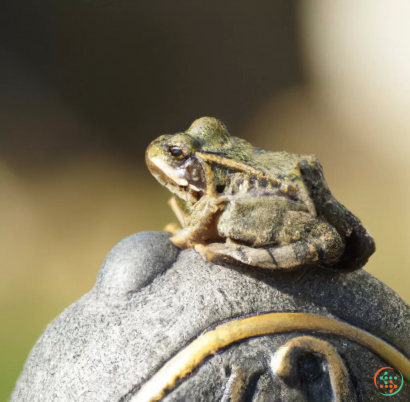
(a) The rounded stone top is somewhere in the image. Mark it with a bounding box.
[11,232,410,401]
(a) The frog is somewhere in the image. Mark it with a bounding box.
[145,117,375,271]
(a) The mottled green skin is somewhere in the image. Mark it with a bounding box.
[146,117,375,271]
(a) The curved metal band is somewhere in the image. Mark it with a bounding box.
[131,312,410,402]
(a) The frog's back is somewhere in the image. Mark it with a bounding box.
[248,146,376,271]
[251,148,305,181]
[228,137,304,181]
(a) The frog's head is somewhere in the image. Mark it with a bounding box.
[146,117,232,204]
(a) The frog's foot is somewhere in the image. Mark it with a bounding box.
[170,229,195,249]
[167,196,187,227]
[171,225,220,249]
[194,194,229,215]
[164,222,182,235]
[171,196,229,249]
[197,233,344,270]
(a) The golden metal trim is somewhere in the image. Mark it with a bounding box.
[131,312,410,402]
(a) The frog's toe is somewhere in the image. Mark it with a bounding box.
[164,222,182,235]
[170,229,193,249]
[194,243,206,256]
[215,195,230,204]
[194,243,218,264]
[194,243,220,263]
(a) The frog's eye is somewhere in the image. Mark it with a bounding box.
[169,146,185,160]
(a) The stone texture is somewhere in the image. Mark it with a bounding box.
[11,232,410,401]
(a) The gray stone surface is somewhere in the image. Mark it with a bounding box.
[11,232,410,401]
[160,335,407,402]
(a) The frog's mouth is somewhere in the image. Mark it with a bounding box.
[148,156,206,205]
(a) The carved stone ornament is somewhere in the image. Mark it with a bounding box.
[11,232,410,401]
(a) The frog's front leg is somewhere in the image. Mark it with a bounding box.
[168,196,187,227]
[163,196,189,235]
[196,220,344,270]
[170,195,228,249]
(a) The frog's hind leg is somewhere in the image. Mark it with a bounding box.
[195,224,344,270]
[196,242,280,269]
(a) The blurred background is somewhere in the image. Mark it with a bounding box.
[1,1,410,399]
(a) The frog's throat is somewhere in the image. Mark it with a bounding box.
[149,156,204,205]
[150,156,189,187]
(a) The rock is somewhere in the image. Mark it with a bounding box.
[11,232,410,401]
